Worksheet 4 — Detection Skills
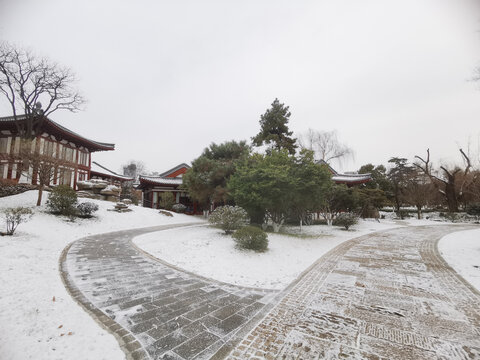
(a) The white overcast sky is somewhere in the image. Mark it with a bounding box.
[1,0,480,174]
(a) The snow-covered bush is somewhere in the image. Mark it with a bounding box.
[232,226,268,252]
[76,202,99,218]
[334,212,358,230]
[47,185,78,216]
[172,203,187,213]
[209,205,249,234]
[2,207,33,235]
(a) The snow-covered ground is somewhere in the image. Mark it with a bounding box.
[134,220,405,290]
[438,228,480,293]
[0,191,202,360]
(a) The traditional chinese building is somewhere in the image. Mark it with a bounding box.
[318,160,372,186]
[137,163,197,212]
[0,115,114,189]
[90,161,133,186]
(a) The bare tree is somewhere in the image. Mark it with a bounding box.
[122,160,147,180]
[0,42,84,138]
[15,139,70,206]
[414,148,474,212]
[403,170,435,219]
[298,129,354,166]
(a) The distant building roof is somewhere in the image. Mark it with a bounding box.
[159,163,191,178]
[137,175,183,188]
[90,161,133,181]
[317,159,371,185]
[0,114,115,152]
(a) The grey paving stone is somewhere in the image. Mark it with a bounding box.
[173,331,220,360]
[64,223,277,360]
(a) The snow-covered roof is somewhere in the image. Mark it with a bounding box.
[90,161,133,181]
[332,173,372,184]
[138,175,183,187]
[0,114,115,152]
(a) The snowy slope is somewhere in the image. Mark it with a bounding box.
[438,228,480,293]
[0,191,202,360]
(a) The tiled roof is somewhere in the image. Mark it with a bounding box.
[332,173,372,184]
[0,114,115,151]
[91,161,133,181]
[138,176,183,186]
[159,163,191,177]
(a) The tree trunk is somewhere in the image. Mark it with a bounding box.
[445,182,458,212]
[37,185,43,206]
[416,205,422,219]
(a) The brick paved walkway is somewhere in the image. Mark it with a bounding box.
[227,225,480,360]
[61,223,277,360]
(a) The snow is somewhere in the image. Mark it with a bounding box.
[438,228,480,293]
[0,190,202,360]
[133,219,404,290]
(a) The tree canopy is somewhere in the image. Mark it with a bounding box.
[252,98,297,155]
[182,140,250,206]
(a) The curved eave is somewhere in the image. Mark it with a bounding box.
[90,170,133,182]
[137,177,182,189]
[333,179,371,185]
[45,120,115,152]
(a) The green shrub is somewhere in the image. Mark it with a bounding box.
[209,205,249,234]
[47,185,78,216]
[466,203,480,216]
[159,193,175,210]
[77,202,99,218]
[172,203,187,213]
[2,207,33,235]
[232,226,268,252]
[334,212,358,230]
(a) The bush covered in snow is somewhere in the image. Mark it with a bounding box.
[47,185,78,216]
[76,202,99,218]
[209,205,249,234]
[334,212,358,230]
[1,206,33,235]
[232,226,268,252]
[172,203,187,213]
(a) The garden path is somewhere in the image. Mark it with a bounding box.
[61,223,278,360]
[227,225,480,360]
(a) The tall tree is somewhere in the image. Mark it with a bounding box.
[403,169,434,219]
[414,148,474,212]
[252,98,297,155]
[388,157,414,216]
[0,42,84,138]
[182,140,250,207]
[298,129,353,167]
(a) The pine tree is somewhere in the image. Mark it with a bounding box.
[252,98,297,155]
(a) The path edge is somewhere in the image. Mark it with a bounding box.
[59,241,150,360]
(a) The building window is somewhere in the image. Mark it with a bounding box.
[59,169,72,186]
[0,163,7,179]
[0,138,8,154]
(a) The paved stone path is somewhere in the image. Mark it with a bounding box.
[227,225,480,360]
[61,223,278,360]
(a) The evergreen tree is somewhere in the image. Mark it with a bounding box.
[182,140,250,207]
[252,98,297,155]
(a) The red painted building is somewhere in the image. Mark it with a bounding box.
[0,115,114,189]
[138,163,197,211]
